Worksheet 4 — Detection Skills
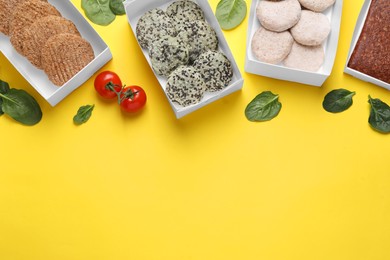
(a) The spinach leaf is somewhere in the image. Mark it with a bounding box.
[74,104,94,125]
[323,88,355,113]
[81,0,116,26]
[0,98,3,116]
[216,0,247,30]
[0,79,9,116]
[0,79,10,94]
[368,95,390,133]
[0,89,42,125]
[245,91,281,121]
[109,0,125,15]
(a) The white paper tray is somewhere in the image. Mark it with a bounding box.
[344,0,390,90]
[0,0,112,106]
[245,0,343,87]
[124,0,244,119]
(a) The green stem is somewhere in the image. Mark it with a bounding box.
[105,81,123,104]
[119,89,139,104]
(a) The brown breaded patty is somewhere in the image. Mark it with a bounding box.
[9,0,61,53]
[41,33,95,86]
[21,15,80,69]
[0,0,47,36]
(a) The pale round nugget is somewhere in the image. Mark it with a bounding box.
[41,33,94,86]
[0,0,47,35]
[166,0,205,30]
[21,16,80,69]
[149,35,190,77]
[251,27,294,64]
[256,0,302,32]
[290,10,331,46]
[193,50,233,92]
[298,0,336,12]
[166,66,206,107]
[9,0,61,53]
[283,41,324,72]
[136,8,176,50]
[176,20,218,63]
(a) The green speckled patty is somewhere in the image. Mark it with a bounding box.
[136,8,176,49]
[149,35,190,77]
[166,66,206,107]
[166,0,205,30]
[177,20,218,62]
[193,50,233,92]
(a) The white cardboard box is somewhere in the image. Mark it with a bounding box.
[0,0,112,106]
[344,0,390,90]
[124,0,244,119]
[245,0,343,87]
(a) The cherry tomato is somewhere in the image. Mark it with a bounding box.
[120,85,147,113]
[94,71,122,99]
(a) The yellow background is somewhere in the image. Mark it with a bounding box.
[1,0,389,259]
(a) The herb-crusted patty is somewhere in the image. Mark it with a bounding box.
[149,35,190,77]
[166,0,205,30]
[166,66,206,107]
[193,50,233,92]
[176,20,218,62]
[136,8,176,50]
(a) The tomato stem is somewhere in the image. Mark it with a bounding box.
[105,81,127,104]
[105,81,141,105]
[119,88,139,104]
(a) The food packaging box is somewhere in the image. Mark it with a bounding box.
[344,0,390,90]
[124,0,244,119]
[245,0,343,87]
[0,0,112,106]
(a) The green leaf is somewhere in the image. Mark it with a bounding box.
[109,0,125,15]
[0,79,10,94]
[81,0,116,26]
[245,91,281,122]
[368,95,390,133]
[0,79,8,116]
[0,98,3,116]
[73,104,95,125]
[0,89,42,125]
[323,88,356,113]
[216,0,247,30]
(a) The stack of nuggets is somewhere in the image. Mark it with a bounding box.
[251,0,335,72]
[136,0,233,107]
[0,0,95,86]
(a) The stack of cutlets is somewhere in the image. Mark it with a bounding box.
[0,0,94,86]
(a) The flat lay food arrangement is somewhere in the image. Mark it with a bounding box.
[1,0,388,127]
[1,0,390,259]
